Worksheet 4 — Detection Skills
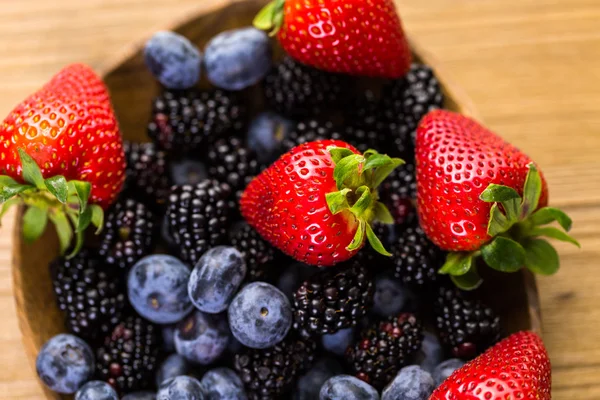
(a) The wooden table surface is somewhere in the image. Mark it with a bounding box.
[0,0,599,398]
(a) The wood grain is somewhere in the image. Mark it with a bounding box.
[0,0,599,399]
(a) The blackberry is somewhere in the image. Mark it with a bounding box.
[293,262,374,337]
[391,224,444,287]
[434,286,502,359]
[280,119,341,154]
[123,141,172,209]
[96,316,161,394]
[380,163,417,202]
[234,335,316,399]
[346,313,423,390]
[229,222,277,282]
[148,89,246,155]
[264,56,349,119]
[50,250,126,343]
[98,198,156,271]
[207,137,262,200]
[344,89,382,129]
[166,180,233,265]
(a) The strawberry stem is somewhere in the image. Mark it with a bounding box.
[253,0,286,36]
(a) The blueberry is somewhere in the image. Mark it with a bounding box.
[321,328,355,357]
[319,375,379,400]
[170,159,208,186]
[414,332,443,373]
[175,310,230,364]
[204,27,272,91]
[128,255,194,324]
[75,381,118,400]
[157,354,190,387]
[122,392,157,400]
[432,359,464,387]
[200,367,247,400]
[163,325,177,352]
[35,334,95,394]
[247,112,294,164]
[189,246,246,313]
[228,282,292,349]
[157,376,206,400]
[382,365,434,400]
[294,358,343,400]
[144,31,201,90]
[372,273,413,317]
[276,262,318,301]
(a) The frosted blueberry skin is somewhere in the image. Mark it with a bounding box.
[75,381,118,400]
[200,367,247,400]
[294,358,343,400]
[128,255,193,324]
[156,354,190,387]
[188,246,246,313]
[228,282,292,349]
[372,273,412,317]
[432,358,465,386]
[157,376,206,400]
[122,392,157,400]
[204,27,272,91]
[175,310,230,365]
[319,375,379,400]
[247,112,294,165]
[415,332,444,373]
[144,31,201,90]
[382,365,435,400]
[321,328,355,357]
[170,159,208,186]
[35,334,95,394]
[162,325,177,353]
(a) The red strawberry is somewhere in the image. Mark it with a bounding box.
[416,110,578,288]
[431,331,551,400]
[0,63,125,254]
[240,140,402,266]
[254,0,412,78]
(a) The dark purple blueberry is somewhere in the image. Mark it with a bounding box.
[175,310,230,365]
[200,367,247,400]
[156,354,190,387]
[162,325,177,353]
[321,328,355,357]
[35,334,95,394]
[228,282,292,349]
[188,246,246,313]
[415,332,444,373]
[122,392,156,400]
[75,381,118,400]
[382,365,434,400]
[372,273,414,317]
[319,375,379,400]
[276,262,318,301]
[157,376,206,400]
[170,158,209,186]
[294,358,343,400]
[247,112,293,165]
[127,255,193,324]
[432,359,464,387]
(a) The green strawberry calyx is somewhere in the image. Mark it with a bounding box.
[325,147,404,256]
[0,149,104,257]
[440,162,579,290]
[253,0,286,36]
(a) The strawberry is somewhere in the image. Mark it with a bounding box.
[431,331,551,400]
[240,140,402,266]
[0,63,125,254]
[254,0,412,78]
[416,110,578,288]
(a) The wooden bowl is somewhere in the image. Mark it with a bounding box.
[12,0,542,398]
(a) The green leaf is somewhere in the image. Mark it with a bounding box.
[487,203,511,236]
[439,252,474,276]
[365,223,391,256]
[18,149,45,189]
[372,202,394,225]
[49,212,73,255]
[347,220,366,252]
[328,147,355,164]
[325,188,351,215]
[349,186,373,219]
[333,154,363,190]
[44,176,68,204]
[68,180,91,213]
[371,158,404,188]
[68,207,93,258]
[22,206,48,243]
[0,198,21,221]
[363,153,395,172]
[480,184,521,203]
[89,204,104,234]
[0,176,18,186]
[0,182,33,203]
[502,198,521,222]
[523,239,560,275]
[253,0,285,35]
[520,163,542,218]
[451,267,483,290]
[530,207,573,231]
[528,226,580,247]
[481,236,525,273]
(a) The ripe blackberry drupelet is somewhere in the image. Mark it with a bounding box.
[293,262,374,337]
[123,141,172,210]
[166,180,233,265]
[147,89,246,155]
[207,137,261,200]
[346,313,423,390]
[98,198,156,272]
[50,250,126,343]
[234,335,316,399]
[280,119,342,154]
[229,222,277,283]
[380,163,417,202]
[434,286,502,359]
[96,316,161,394]
[264,56,349,119]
